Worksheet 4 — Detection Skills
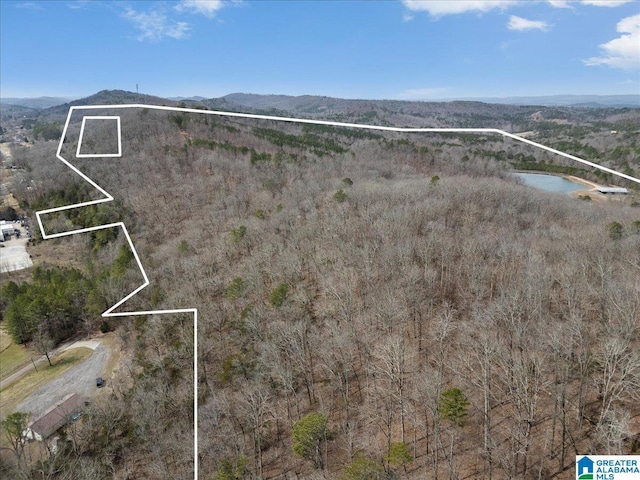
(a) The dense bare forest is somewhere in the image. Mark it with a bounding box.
[1,95,639,479]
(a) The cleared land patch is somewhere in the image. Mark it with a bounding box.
[0,326,31,380]
[0,347,92,418]
[0,239,34,273]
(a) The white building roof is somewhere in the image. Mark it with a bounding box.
[596,187,628,194]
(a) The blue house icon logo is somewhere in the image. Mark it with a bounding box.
[577,456,594,479]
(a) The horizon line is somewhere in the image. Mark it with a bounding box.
[2,91,640,103]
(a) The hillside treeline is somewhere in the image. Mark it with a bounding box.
[1,107,639,479]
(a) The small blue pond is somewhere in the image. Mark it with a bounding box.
[513,173,588,195]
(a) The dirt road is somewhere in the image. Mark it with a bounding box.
[0,143,12,161]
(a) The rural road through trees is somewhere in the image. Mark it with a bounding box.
[0,340,77,389]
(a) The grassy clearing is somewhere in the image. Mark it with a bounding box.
[0,327,11,351]
[28,235,88,270]
[0,347,92,419]
[0,327,31,379]
[97,332,120,377]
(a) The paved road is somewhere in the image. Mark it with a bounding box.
[15,344,109,418]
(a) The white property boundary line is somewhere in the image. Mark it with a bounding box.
[35,104,640,480]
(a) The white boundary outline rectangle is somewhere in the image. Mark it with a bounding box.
[76,116,122,158]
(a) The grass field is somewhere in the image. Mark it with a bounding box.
[0,327,11,351]
[98,332,119,377]
[0,326,31,380]
[0,347,93,420]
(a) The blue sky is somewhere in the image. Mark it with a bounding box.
[1,0,638,99]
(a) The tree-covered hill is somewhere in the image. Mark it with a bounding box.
[1,100,638,480]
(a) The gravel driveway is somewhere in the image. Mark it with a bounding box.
[0,238,33,273]
[16,345,109,418]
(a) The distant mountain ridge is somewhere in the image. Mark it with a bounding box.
[2,90,182,116]
[0,96,76,109]
[5,91,638,112]
[3,89,624,132]
[3,90,637,133]
[453,94,640,108]
[46,90,181,114]
[210,93,639,127]
[168,96,207,101]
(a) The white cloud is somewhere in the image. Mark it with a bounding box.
[584,13,640,69]
[547,1,573,8]
[581,0,634,6]
[67,0,91,9]
[549,0,634,6]
[15,2,43,9]
[401,0,518,16]
[508,15,551,31]
[175,0,225,18]
[123,7,190,42]
[401,0,634,17]
[499,40,515,51]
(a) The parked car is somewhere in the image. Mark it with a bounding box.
[96,377,105,388]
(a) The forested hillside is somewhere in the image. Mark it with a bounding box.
[1,99,639,479]
[5,90,640,186]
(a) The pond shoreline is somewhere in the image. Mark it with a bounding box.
[513,170,602,191]
[512,170,609,201]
